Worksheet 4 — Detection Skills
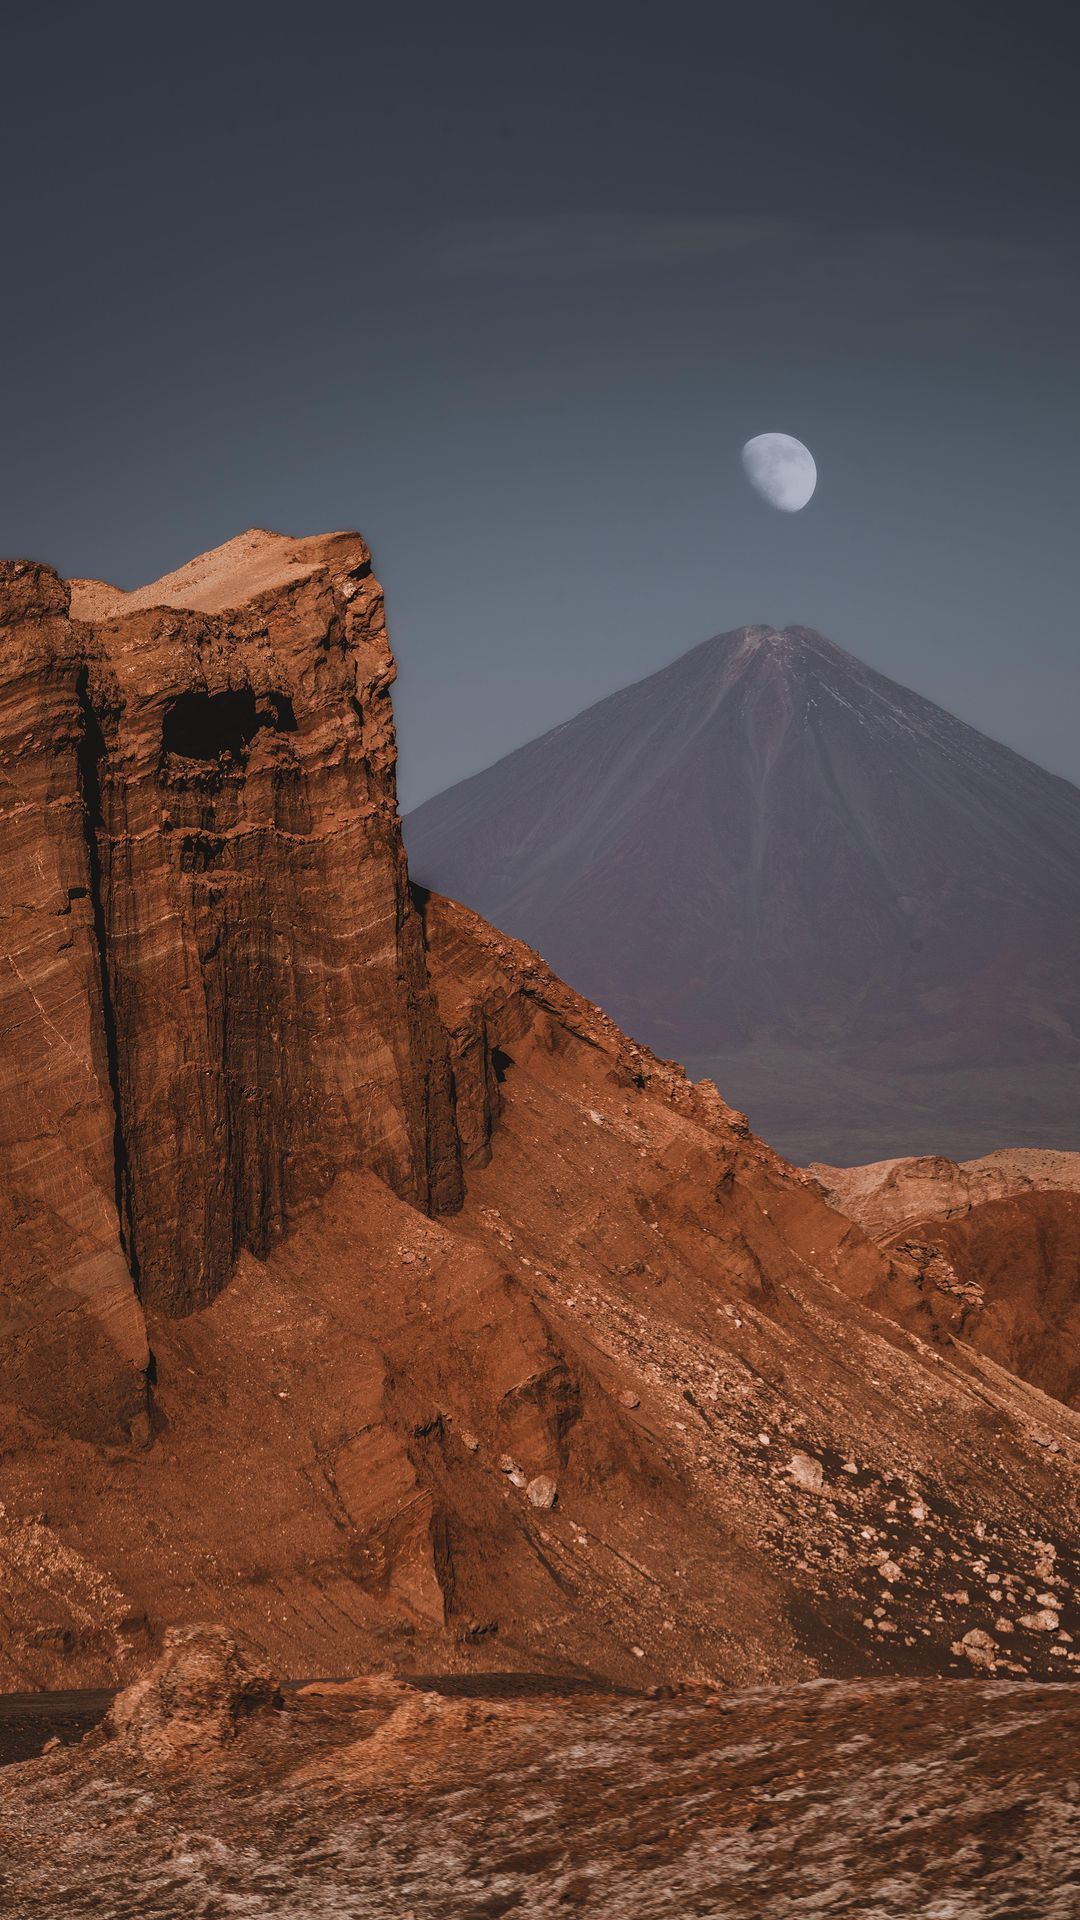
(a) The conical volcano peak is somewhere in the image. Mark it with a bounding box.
[749,624,807,665]
[724,622,784,661]
[742,623,854,672]
[408,619,1080,1163]
[712,624,841,681]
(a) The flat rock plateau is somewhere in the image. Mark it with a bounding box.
[2,532,1079,1912]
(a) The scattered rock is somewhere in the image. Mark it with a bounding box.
[617,1389,640,1410]
[956,1628,997,1672]
[1034,1542,1057,1579]
[526,1475,558,1510]
[1019,1609,1060,1633]
[788,1452,825,1494]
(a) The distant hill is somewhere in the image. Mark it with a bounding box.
[406,625,1080,1163]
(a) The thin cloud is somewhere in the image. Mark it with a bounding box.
[418,213,790,278]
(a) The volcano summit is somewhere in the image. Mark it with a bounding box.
[407,624,1080,1162]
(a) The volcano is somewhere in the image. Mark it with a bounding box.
[406,626,1080,1163]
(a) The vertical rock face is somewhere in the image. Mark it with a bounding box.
[0,563,149,1438]
[68,530,462,1313]
[1,532,462,1429]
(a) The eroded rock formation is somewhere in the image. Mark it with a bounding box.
[2,532,1079,1697]
[1,534,461,1441]
[813,1149,1080,1408]
[100,1622,282,1764]
[0,561,149,1440]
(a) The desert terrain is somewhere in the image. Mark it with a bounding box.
[2,531,1078,1912]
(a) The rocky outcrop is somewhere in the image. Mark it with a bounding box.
[813,1149,1080,1409]
[1,534,462,1440]
[2,532,1080,1699]
[810,1147,1080,1240]
[67,530,462,1315]
[100,1623,282,1764]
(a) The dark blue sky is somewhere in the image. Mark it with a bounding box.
[3,2,1078,805]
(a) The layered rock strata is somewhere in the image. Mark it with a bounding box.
[1,534,461,1438]
[1,532,1079,1696]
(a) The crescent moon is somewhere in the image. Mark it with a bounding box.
[741,433,817,512]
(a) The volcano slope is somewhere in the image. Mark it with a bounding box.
[406,624,1080,1163]
[1,534,1079,1703]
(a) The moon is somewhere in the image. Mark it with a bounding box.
[741,433,817,512]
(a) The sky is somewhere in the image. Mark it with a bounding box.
[3,2,1078,808]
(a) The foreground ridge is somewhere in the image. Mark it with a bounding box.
[4,1632,1078,1916]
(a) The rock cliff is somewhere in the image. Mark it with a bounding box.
[1,533,1079,1694]
[1,533,460,1439]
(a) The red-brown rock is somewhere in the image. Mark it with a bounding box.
[101,1623,282,1764]
[1,532,1079,1699]
[814,1149,1080,1408]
